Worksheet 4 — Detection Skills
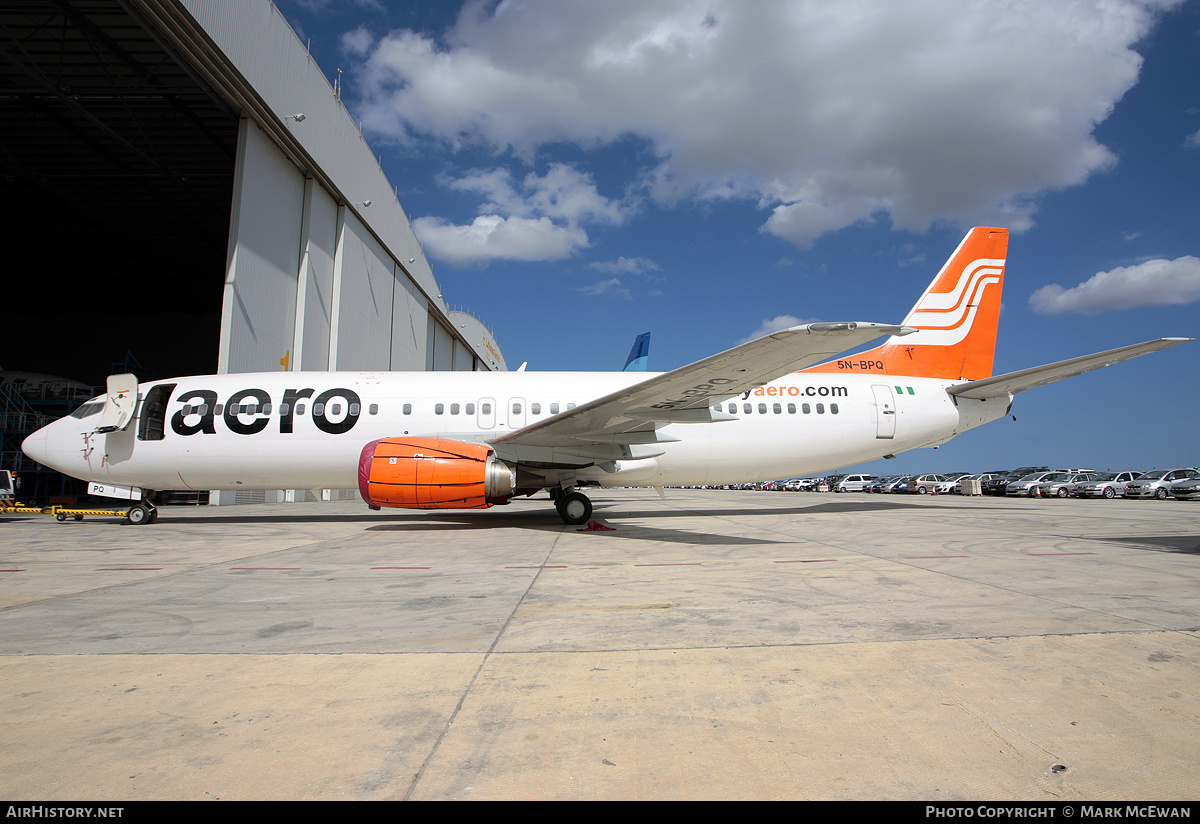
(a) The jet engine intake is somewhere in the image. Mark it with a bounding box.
[358,437,515,510]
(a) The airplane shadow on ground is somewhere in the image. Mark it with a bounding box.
[58,498,1043,547]
[359,498,1033,546]
[1093,535,1200,554]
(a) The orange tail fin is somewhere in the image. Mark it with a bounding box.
[805,227,1007,381]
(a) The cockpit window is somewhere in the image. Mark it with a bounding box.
[70,399,105,419]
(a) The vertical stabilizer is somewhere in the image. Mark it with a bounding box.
[805,227,1007,380]
[624,332,651,372]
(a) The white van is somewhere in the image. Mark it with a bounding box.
[836,474,876,492]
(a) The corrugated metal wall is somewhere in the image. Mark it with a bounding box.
[215,116,476,375]
[171,0,495,376]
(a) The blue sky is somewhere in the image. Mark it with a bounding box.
[275,0,1199,476]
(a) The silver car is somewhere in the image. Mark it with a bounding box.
[1170,478,1200,501]
[1073,471,1143,499]
[1042,472,1102,498]
[1006,471,1064,496]
[908,474,949,494]
[1124,469,1200,500]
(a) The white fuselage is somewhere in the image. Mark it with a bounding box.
[23,370,1011,493]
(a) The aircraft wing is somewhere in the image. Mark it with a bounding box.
[492,322,910,453]
[947,337,1192,400]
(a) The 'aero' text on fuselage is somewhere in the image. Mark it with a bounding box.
[170,387,362,436]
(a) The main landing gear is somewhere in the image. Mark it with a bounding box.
[550,489,593,525]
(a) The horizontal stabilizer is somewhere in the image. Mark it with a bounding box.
[947,338,1192,400]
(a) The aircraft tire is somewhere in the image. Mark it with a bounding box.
[126,504,152,525]
[558,492,592,525]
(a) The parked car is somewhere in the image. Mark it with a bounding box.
[886,475,914,493]
[1073,471,1144,499]
[1170,478,1200,500]
[1041,471,1102,498]
[1125,469,1200,500]
[984,467,1048,496]
[908,474,948,494]
[836,474,877,492]
[1005,471,1064,497]
[935,473,972,494]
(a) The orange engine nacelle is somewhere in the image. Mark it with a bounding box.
[358,437,515,510]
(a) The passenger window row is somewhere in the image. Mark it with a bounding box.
[180,402,377,417]
[720,402,840,415]
[431,401,577,416]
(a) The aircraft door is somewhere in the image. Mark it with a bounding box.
[137,383,176,441]
[871,384,896,439]
[477,398,496,430]
[94,373,139,433]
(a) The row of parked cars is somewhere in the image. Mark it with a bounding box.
[820,467,1200,499]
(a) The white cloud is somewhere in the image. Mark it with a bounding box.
[588,256,662,277]
[578,278,632,300]
[413,214,588,267]
[350,0,1180,248]
[1185,128,1200,149]
[1029,256,1200,315]
[445,165,628,225]
[738,314,817,344]
[340,25,374,58]
[414,164,626,266]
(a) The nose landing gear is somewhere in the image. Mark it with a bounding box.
[125,502,157,524]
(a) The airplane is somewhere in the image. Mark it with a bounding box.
[20,227,1190,526]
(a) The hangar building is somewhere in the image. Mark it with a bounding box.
[3,0,506,501]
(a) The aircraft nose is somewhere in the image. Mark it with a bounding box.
[21,430,49,466]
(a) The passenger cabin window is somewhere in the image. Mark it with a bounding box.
[450,403,460,415]
[435,404,444,415]
[403,404,412,415]
[550,403,559,414]
[531,403,541,415]
[466,403,475,415]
